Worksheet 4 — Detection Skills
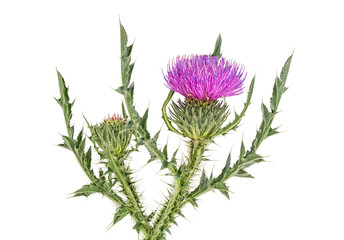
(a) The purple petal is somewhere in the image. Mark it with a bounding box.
[164,55,246,101]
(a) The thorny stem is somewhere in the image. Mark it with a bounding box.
[66,139,126,206]
[107,154,151,238]
[149,139,208,240]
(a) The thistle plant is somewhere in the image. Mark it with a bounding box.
[56,22,293,240]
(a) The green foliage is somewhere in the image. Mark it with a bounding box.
[250,53,293,153]
[109,205,129,229]
[56,21,293,240]
[56,71,95,182]
[211,34,222,58]
[188,53,293,210]
[270,53,293,112]
[117,22,168,165]
[150,139,209,239]
[56,69,142,234]
[72,183,99,198]
[55,70,75,138]
[220,76,255,135]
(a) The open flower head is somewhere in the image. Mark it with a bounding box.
[164,55,246,101]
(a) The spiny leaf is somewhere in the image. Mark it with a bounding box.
[153,129,161,143]
[127,82,135,99]
[124,44,133,58]
[76,128,84,145]
[163,144,168,159]
[85,146,92,170]
[121,101,128,119]
[262,103,272,122]
[188,198,198,208]
[132,222,142,234]
[117,23,168,164]
[212,34,222,58]
[171,220,178,226]
[127,62,135,80]
[115,86,125,95]
[216,151,232,181]
[235,169,254,178]
[148,211,156,222]
[56,72,128,208]
[221,76,255,134]
[57,142,69,150]
[267,127,280,137]
[145,138,167,163]
[62,135,75,149]
[109,205,129,228]
[176,211,185,219]
[170,147,178,165]
[213,182,228,191]
[239,140,245,160]
[72,183,100,198]
[199,170,209,187]
[120,21,128,56]
[141,107,149,130]
[270,52,294,112]
[242,153,265,168]
[219,190,230,199]
[56,70,75,138]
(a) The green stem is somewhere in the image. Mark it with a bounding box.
[161,90,183,136]
[186,152,263,204]
[123,90,168,165]
[108,154,151,238]
[150,139,207,240]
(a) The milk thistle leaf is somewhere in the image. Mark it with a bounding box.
[120,22,128,56]
[235,169,254,179]
[152,129,161,143]
[110,205,129,228]
[267,127,280,137]
[141,107,149,130]
[56,70,75,138]
[215,152,232,181]
[72,183,100,198]
[239,140,246,160]
[76,129,84,146]
[270,53,293,112]
[121,101,128,119]
[132,222,143,234]
[221,76,255,135]
[212,34,222,58]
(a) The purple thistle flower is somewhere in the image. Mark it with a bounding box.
[164,55,247,101]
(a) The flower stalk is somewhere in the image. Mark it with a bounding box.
[150,139,209,240]
[106,154,151,237]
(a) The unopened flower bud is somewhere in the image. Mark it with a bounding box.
[90,114,131,155]
[169,98,229,140]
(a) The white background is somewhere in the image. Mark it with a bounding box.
[1,0,343,239]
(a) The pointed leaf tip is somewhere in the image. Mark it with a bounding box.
[212,34,222,58]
